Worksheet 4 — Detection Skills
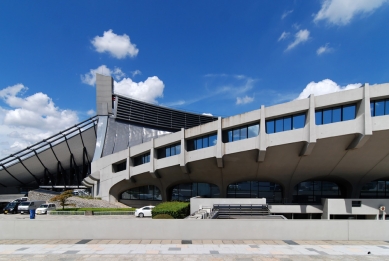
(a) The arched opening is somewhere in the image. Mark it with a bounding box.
[120,185,162,201]
[360,180,389,198]
[226,181,283,203]
[293,181,343,204]
[168,183,220,201]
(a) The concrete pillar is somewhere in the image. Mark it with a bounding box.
[216,117,224,168]
[258,105,267,162]
[180,128,189,174]
[300,94,316,156]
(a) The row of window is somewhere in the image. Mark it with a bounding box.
[119,179,389,202]
[157,143,181,159]
[187,133,217,151]
[370,99,389,117]
[266,114,305,134]
[222,123,259,143]
[315,104,356,125]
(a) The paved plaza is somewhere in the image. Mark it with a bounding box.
[0,239,389,260]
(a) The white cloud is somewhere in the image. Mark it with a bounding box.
[131,70,142,77]
[91,29,139,59]
[236,95,254,105]
[87,109,95,116]
[296,79,362,100]
[286,29,310,51]
[0,84,79,158]
[281,9,293,19]
[81,65,126,86]
[314,0,388,25]
[114,76,165,104]
[317,43,333,55]
[278,31,290,41]
[202,113,213,116]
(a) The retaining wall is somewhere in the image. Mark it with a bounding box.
[1,219,388,240]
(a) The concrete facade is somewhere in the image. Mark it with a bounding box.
[84,79,389,210]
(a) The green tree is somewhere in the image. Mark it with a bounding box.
[50,190,74,210]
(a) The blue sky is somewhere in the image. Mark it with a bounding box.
[0,0,389,157]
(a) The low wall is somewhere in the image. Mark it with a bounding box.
[1,219,388,240]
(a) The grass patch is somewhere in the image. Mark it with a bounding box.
[152,202,189,219]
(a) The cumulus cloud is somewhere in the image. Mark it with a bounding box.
[296,79,362,100]
[81,65,126,86]
[317,43,333,55]
[131,70,142,77]
[114,76,164,104]
[278,31,290,41]
[236,95,254,105]
[91,29,139,59]
[202,113,213,116]
[281,9,293,19]
[314,0,388,25]
[0,84,79,158]
[286,29,310,51]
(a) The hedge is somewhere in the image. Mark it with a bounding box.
[152,202,189,219]
[153,214,174,219]
[54,208,135,212]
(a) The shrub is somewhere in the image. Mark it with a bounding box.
[152,202,189,219]
[54,208,135,212]
[50,190,75,210]
[153,214,174,219]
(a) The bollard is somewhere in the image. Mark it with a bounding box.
[29,209,36,219]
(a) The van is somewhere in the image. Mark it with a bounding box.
[18,201,46,214]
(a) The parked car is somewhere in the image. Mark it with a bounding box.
[3,202,21,214]
[36,203,56,215]
[18,201,46,214]
[134,206,155,218]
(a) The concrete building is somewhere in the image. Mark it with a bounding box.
[1,74,389,219]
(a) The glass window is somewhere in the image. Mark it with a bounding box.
[209,134,217,146]
[360,180,389,198]
[165,147,171,157]
[226,181,283,203]
[233,129,240,142]
[170,183,219,201]
[240,127,247,140]
[202,136,209,148]
[275,118,284,132]
[293,114,305,129]
[195,138,202,150]
[284,116,292,131]
[315,111,323,125]
[248,124,259,138]
[121,185,162,201]
[323,109,332,124]
[332,107,341,123]
[293,180,341,203]
[133,153,150,166]
[370,102,375,117]
[175,144,181,155]
[385,100,389,115]
[375,100,385,116]
[342,104,356,121]
[266,120,274,134]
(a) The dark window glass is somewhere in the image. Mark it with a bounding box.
[323,109,332,124]
[209,134,217,146]
[226,181,283,203]
[293,114,306,129]
[195,138,202,150]
[370,102,375,117]
[293,180,342,203]
[275,118,284,132]
[342,104,356,121]
[165,147,171,157]
[233,128,240,142]
[227,130,233,142]
[133,153,150,166]
[332,107,341,123]
[248,124,259,138]
[202,136,209,148]
[170,183,219,201]
[240,127,247,140]
[284,116,292,131]
[175,144,181,155]
[121,185,162,201]
[315,111,323,125]
[266,120,274,134]
[375,100,385,116]
[385,100,389,115]
[187,133,217,151]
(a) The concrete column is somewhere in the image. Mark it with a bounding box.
[347,83,372,150]
[150,138,160,178]
[258,105,267,162]
[180,128,189,174]
[216,117,224,168]
[300,94,316,156]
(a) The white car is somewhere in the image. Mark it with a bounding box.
[134,206,155,218]
[36,203,56,215]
